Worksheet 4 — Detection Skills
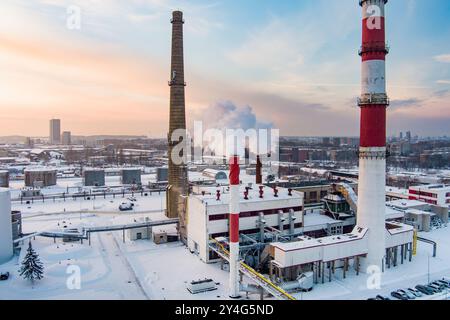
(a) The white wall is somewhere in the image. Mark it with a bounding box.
[0,189,13,264]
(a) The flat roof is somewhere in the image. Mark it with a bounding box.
[387,199,427,209]
[410,184,450,191]
[193,185,303,206]
[24,167,57,172]
[406,208,434,216]
[272,227,367,251]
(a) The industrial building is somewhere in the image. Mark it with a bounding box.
[83,168,106,187]
[24,168,57,187]
[387,199,448,232]
[128,218,152,241]
[269,222,414,283]
[408,184,450,209]
[121,168,142,185]
[0,189,13,264]
[187,184,304,263]
[0,170,9,188]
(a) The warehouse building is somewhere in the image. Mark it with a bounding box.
[24,168,57,187]
[156,167,168,182]
[83,168,105,187]
[121,168,142,185]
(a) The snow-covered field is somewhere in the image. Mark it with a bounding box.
[0,192,449,300]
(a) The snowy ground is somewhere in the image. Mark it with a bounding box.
[1,192,449,300]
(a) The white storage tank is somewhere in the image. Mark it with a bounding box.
[0,188,13,264]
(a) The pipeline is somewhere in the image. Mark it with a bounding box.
[14,218,179,243]
[417,237,437,258]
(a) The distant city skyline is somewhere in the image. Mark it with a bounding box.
[1,0,449,137]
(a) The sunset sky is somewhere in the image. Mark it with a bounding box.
[1,0,449,137]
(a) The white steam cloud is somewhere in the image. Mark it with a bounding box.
[198,100,273,130]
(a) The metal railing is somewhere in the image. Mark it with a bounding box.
[209,238,296,301]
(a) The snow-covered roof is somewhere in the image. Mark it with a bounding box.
[387,199,427,209]
[193,185,303,206]
[24,167,57,173]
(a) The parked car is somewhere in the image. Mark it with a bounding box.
[398,289,415,299]
[119,202,134,211]
[437,279,450,288]
[428,283,443,292]
[407,288,423,298]
[415,285,434,295]
[376,295,390,300]
[435,282,448,291]
[425,284,440,294]
[0,272,9,281]
[391,291,409,300]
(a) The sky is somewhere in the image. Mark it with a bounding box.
[0,0,449,138]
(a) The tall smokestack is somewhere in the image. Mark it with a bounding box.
[229,155,240,298]
[256,155,262,184]
[357,0,389,271]
[166,11,189,243]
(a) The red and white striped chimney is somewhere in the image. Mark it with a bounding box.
[357,0,389,271]
[229,155,240,298]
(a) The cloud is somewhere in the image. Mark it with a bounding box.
[433,54,450,63]
[194,100,273,131]
[436,80,450,85]
[389,98,423,110]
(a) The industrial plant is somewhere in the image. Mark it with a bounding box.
[0,1,449,302]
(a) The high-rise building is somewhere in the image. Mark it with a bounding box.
[406,131,412,142]
[62,131,72,145]
[49,119,61,144]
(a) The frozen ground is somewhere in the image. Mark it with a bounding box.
[0,192,449,300]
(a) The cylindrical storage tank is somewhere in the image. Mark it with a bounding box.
[0,188,13,264]
[83,169,106,187]
[0,170,9,188]
[121,168,142,185]
[202,169,228,181]
[24,168,57,187]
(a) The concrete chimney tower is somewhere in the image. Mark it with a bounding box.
[357,0,389,271]
[166,11,189,243]
[256,155,262,185]
[229,155,241,298]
